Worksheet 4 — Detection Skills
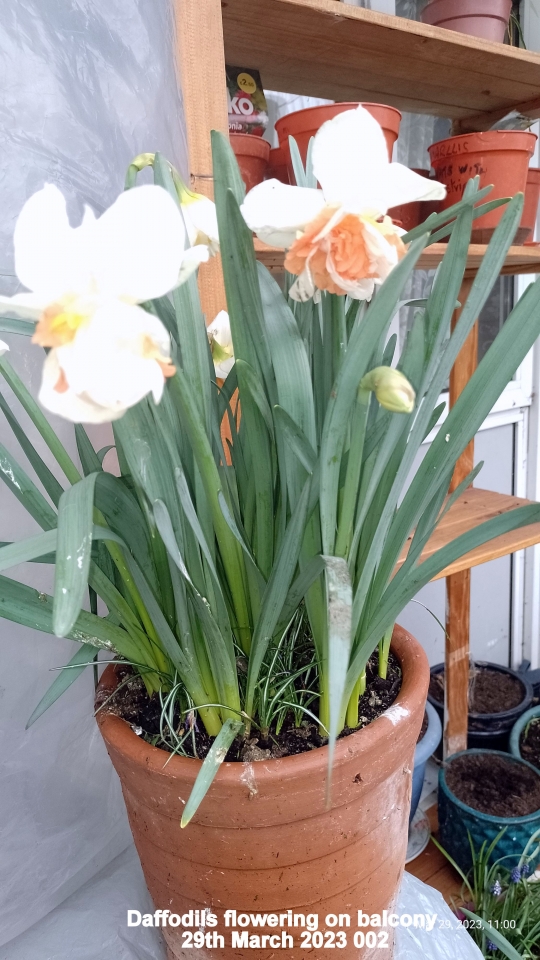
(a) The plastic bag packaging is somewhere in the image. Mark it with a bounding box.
[395,872,484,960]
[3,852,484,960]
[0,0,186,945]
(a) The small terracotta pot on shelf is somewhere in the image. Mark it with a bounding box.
[96,625,429,960]
[421,0,512,43]
[521,168,540,243]
[428,129,537,245]
[230,133,270,193]
[267,143,290,184]
[275,102,402,183]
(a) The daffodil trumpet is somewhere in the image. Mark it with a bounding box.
[241,105,446,301]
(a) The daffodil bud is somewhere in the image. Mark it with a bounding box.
[360,366,415,414]
[130,153,156,172]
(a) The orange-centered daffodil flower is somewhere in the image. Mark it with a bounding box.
[0,184,211,423]
[241,106,446,302]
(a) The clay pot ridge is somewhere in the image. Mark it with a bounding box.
[96,625,429,960]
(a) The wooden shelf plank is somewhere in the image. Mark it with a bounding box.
[397,488,540,580]
[255,239,540,277]
[223,0,540,127]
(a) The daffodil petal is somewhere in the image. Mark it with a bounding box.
[182,196,219,252]
[90,185,186,302]
[241,179,326,248]
[312,106,390,212]
[14,185,90,302]
[178,244,210,285]
[57,301,171,411]
[0,293,46,320]
[382,163,446,210]
[0,341,9,355]
[214,356,235,379]
[39,351,125,424]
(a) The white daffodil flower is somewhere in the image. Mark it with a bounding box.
[240,106,446,302]
[207,310,234,379]
[0,183,207,423]
[0,342,9,356]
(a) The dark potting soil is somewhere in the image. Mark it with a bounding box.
[445,753,540,817]
[429,666,524,715]
[99,651,402,762]
[520,719,540,771]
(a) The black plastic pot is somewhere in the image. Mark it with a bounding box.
[428,661,534,754]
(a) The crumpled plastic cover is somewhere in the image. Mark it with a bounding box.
[2,851,483,960]
[0,0,186,946]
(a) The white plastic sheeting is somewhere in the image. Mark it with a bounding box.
[1,853,483,960]
[0,0,186,946]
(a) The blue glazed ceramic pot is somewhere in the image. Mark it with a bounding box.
[410,701,442,823]
[438,749,540,872]
[510,705,540,767]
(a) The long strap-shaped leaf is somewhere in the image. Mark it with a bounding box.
[26,642,96,728]
[53,473,98,637]
[323,556,352,807]
[0,391,64,506]
[0,573,136,657]
[0,441,57,530]
[181,719,244,828]
[245,476,312,721]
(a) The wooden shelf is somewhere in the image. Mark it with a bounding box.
[223,0,540,131]
[255,239,540,277]
[397,488,540,580]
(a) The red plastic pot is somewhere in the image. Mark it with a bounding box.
[230,133,270,193]
[429,130,537,245]
[275,102,402,183]
[389,169,443,232]
[421,0,512,43]
[521,168,540,243]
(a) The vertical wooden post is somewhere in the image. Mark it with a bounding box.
[173,0,229,321]
[444,276,478,757]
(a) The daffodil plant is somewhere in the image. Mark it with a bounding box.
[1,106,540,820]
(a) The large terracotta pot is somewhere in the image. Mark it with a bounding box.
[275,103,402,183]
[428,130,537,244]
[96,625,429,960]
[230,133,270,193]
[421,0,512,43]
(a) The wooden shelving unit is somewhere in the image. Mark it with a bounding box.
[255,238,540,276]
[175,0,540,759]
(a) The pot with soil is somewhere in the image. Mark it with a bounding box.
[510,706,540,770]
[96,625,429,960]
[438,749,540,872]
[230,133,270,193]
[428,130,537,245]
[275,102,402,182]
[410,700,442,823]
[428,661,533,753]
[421,0,512,43]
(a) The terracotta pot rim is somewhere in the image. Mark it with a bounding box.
[429,130,537,154]
[275,102,402,142]
[96,624,427,785]
[527,168,540,184]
